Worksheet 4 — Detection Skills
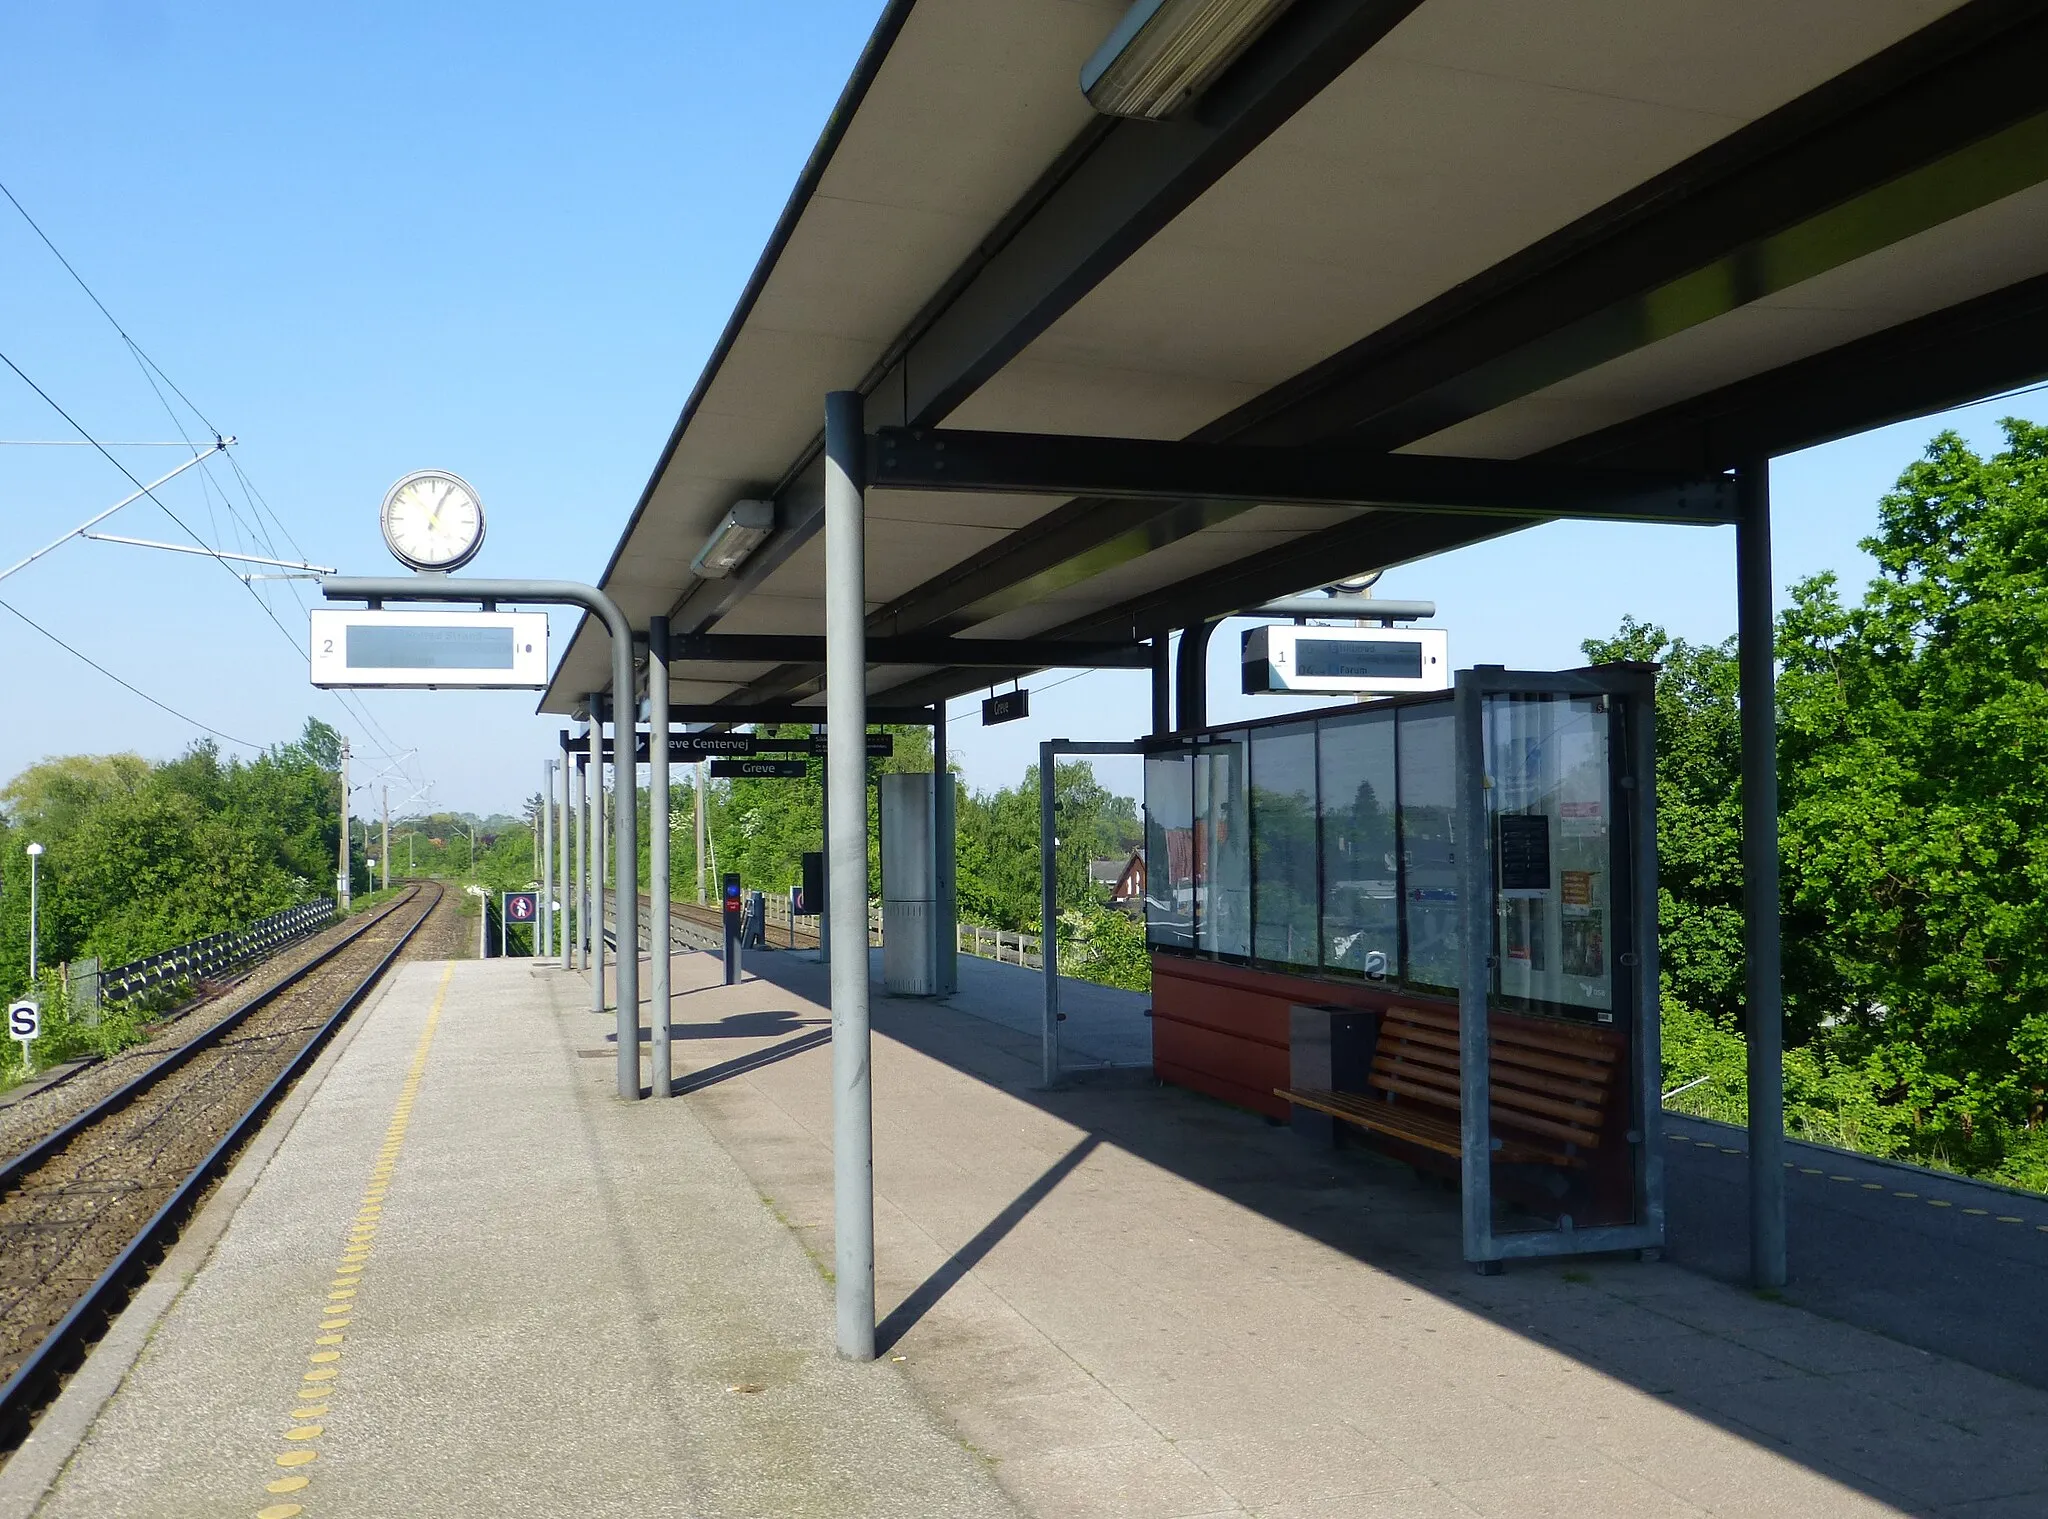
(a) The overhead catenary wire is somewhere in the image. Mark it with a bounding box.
[0,595,259,751]
[0,344,417,782]
[0,181,421,786]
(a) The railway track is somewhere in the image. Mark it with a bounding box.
[594,892,822,955]
[0,881,446,1448]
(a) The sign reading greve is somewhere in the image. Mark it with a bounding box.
[710,759,809,779]
[982,689,1029,725]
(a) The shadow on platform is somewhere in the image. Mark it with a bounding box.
[652,943,2048,1516]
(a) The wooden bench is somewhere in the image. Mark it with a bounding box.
[1277,1003,1619,1166]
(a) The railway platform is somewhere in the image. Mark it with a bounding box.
[0,955,1013,1519]
[10,942,2048,1518]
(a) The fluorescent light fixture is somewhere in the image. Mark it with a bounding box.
[1081,0,1296,119]
[690,499,775,579]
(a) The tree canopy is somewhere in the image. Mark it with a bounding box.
[0,718,348,999]
[1606,420,2048,1188]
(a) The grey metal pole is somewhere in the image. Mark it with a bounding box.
[319,574,640,1089]
[560,745,573,961]
[817,746,831,964]
[825,389,875,1362]
[1175,620,1215,733]
[1737,459,1787,1289]
[694,760,708,905]
[592,700,607,1020]
[574,749,588,973]
[1039,741,1060,1085]
[649,616,673,1098]
[26,848,40,981]
[933,704,957,995]
[542,760,554,959]
[338,737,351,911]
[381,787,390,893]
[1151,635,1171,735]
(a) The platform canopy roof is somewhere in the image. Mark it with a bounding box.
[542,0,2048,720]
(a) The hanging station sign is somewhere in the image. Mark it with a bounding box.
[310,609,549,689]
[710,758,810,779]
[567,731,896,763]
[982,689,1029,725]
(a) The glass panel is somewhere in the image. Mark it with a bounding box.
[1143,752,1195,950]
[1485,693,1614,1021]
[1251,723,1318,966]
[1397,706,1460,990]
[1195,736,1250,957]
[1318,709,1399,979]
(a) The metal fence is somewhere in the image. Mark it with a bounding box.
[97,899,338,1003]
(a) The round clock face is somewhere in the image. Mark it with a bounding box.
[380,470,486,572]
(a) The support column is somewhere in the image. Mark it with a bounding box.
[541,761,553,959]
[573,749,587,971]
[1039,740,1060,1086]
[588,700,605,1014]
[649,617,672,1098]
[558,744,572,962]
[818,741,831,964]
[1737,458,1787,1290]
[337,737,351,911]
[824,389,875,1362]
[1151,634,1172,736]
[1174,620,1216,733]
[932,703,957,995]
[694,759,708,905]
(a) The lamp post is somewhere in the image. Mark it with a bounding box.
[25,842,43,981]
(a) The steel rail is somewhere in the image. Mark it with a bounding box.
[0,888,418,1194]
[0,882,441,1446]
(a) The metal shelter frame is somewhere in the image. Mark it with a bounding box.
[1452,663,1665,1269]
[1037,738,1151,1089]
[798,395,1794,1359]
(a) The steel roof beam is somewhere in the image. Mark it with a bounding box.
[1544,269,2048,473]
[663,703,935,726]
[869,426,1736,523]
[852,2,2048,651]
[668,633,1150,669]
[865,0,1425,431]
[1215,1,2048,452]
[662,0,1420,642]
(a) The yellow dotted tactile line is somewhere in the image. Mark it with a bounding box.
[1668,1131,2046,1232]
[253,960,453,1519]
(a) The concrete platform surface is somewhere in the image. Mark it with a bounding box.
[668,946,2048,1519]
[14,957,1016,1519]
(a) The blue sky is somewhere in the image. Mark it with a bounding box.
[3,2,2043,817]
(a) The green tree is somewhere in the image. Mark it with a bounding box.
[1613,422,2048,1188]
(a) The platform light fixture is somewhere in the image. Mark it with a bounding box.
[1081,0,1296,119]
[690,499,775,579]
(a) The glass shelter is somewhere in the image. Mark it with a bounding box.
[1144,665,1663,1267]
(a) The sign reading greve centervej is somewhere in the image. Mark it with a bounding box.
[564,732,895,763]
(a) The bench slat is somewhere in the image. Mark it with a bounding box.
[1387,1003,1621,1064]
[1374,1014,1619,1085]
[1371,1050,1607,1135]
[1275,1088,1577,1166]
[1369,1072,1602,1149]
